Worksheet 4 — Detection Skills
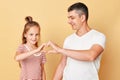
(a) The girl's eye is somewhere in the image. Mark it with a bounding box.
[36,34,39,36]
[30,33,33,36]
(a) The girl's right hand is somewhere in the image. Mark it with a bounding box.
[37,43,46,52]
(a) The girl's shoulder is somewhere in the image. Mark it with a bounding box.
[16,44,26,52]
[18,44,25,48]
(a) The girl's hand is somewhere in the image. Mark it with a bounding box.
[37,43,46,52]
[41,50,47,54]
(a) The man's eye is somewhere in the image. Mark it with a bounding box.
[71,17,74,19]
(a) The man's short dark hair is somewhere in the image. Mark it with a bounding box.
[68,2,89,21]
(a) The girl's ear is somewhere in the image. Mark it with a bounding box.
[24,33,27,38]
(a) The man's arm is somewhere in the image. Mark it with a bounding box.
[61,44,104,61]
[53,55,67,80]
[48,41,104,61]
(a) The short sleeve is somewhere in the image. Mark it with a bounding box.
[41,54,46,64]
[93,33,106,49]
[63,37,69,49]
[16,44,25,53]
[63,39,67,48]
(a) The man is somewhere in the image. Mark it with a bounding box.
[48,2,106,80]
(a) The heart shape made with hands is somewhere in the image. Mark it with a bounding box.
[40,41,61,54]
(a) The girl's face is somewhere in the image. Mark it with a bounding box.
[24,26,40,45]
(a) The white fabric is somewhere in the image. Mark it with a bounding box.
[62,29,106,80]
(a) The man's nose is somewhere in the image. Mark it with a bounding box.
[68,19,71,24]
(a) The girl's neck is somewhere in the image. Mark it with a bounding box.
[25,43,37,50]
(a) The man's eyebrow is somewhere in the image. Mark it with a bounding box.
[68,16,72,18]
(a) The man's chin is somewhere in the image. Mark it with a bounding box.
[72,27,77,30]
[71,26,76,30]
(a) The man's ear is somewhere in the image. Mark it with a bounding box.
[81,14,86,22]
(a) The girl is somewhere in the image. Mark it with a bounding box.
[15,16,46,80]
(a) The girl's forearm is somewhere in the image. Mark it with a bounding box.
[15,49,38,61]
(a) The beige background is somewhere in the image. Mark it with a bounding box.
[0,0,120,80]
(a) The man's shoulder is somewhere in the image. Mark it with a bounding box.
[91,29,106,41]
[92,29,105,37]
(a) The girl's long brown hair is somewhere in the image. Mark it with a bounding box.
[22,16,40,47]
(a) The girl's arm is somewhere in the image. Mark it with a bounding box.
[15,43,46,61]
[41,63,46,80]
[15,49,39,61]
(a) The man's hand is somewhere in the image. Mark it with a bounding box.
[47,41,62,53]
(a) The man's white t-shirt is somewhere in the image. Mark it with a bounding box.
[62,29,106,80]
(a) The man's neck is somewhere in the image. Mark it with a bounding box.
[76,23,91,37]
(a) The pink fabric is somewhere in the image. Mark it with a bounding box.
[17,44,46,80]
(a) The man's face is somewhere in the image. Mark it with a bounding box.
[67,10,82,30]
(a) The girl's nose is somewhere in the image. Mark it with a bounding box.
[33,35,36,39]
